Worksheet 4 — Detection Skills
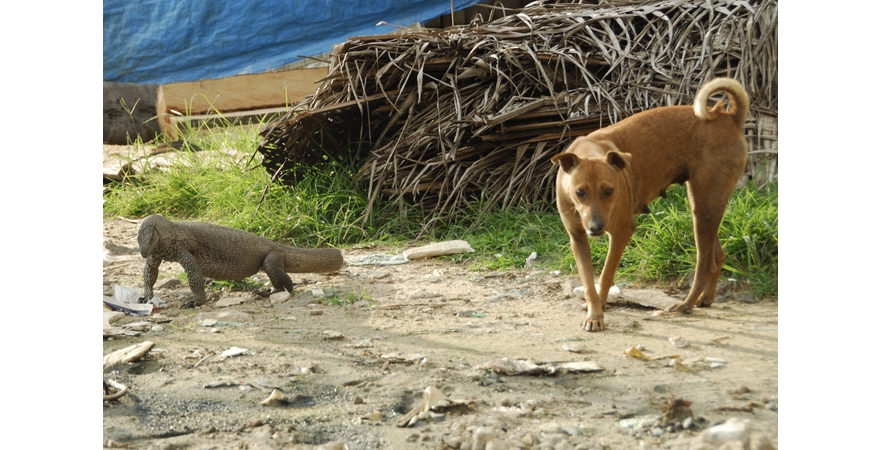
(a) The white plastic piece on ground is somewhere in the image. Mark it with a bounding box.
[219,347,248,360]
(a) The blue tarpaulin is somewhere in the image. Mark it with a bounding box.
[104,0,481,85]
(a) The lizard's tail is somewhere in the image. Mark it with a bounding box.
[284,248,344,273]
[693,77,750,130]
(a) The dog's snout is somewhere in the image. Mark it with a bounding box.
[587,219,604,235]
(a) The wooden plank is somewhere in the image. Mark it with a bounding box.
[157,67,328,138]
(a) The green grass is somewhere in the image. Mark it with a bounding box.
[104,124,778,299]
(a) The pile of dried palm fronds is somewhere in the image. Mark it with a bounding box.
[256,0,778,224]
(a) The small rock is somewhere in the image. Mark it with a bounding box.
[443,434,462,449]
[156,278,182,289]
[700,418,750,446]
[315,442,345,450]
[269,290,290,303]
[361,411,383,421]
[353,396,364,404]
[668,336,690,348]
[560,425,579,436]
[368,271,391,280]
[322,330,344,340]
[650,427,664,437]
[525,252,537,268]
[561,280,582,297]
[472,426,497,450]
[717,441,747,450]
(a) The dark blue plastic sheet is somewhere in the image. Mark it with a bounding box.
[104,0,480,84]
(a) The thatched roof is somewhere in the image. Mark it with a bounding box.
[256,0,778,225]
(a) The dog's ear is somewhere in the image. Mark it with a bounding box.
[551,153,580,172]
[606,151,632,170]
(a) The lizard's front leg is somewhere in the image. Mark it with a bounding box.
[177,250,207,307]
[141,256,161,303]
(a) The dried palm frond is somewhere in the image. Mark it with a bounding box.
[256,0,778,225]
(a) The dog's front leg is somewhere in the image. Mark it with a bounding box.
[568,232,605,331]
[597,223,635,308]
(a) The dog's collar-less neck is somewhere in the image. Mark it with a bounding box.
[619,165,636,213]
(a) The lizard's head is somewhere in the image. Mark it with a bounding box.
[137,215,163,257]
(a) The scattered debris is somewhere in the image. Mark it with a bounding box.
[260,389,287,407]
[556,361,603,373]
[562,343,592,354]
[479,358,547,376]
[103,341,155,368]
[397,386,470,427]
[380,353,426,364]
[624,347,679,362]
[103,284,156,316]
[103,379,129,402]
[219,347,248,360]
[709,336,731,346]
[670,359,697,374]
[477,357,602,376]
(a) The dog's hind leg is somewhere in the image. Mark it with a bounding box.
[667,181,732,313]
[695,236,725,307]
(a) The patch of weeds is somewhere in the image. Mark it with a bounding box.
[322,287,373,306]
[207,277,266,293]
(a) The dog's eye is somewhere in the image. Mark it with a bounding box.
[604,188,614,197]
[575,189,586,198]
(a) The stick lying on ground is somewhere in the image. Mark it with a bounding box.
[137,214,343,307]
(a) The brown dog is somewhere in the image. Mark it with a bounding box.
[551,78,749,331]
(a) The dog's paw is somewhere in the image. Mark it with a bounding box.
[581,316,606,332]
[665,302,693,314]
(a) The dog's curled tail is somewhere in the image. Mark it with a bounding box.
[694,77,750,129]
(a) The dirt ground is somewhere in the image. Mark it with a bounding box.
[102,219,777,450]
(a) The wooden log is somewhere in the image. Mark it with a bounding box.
[157,67,328,139]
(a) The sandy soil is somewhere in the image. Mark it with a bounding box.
[102,219,777,450]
